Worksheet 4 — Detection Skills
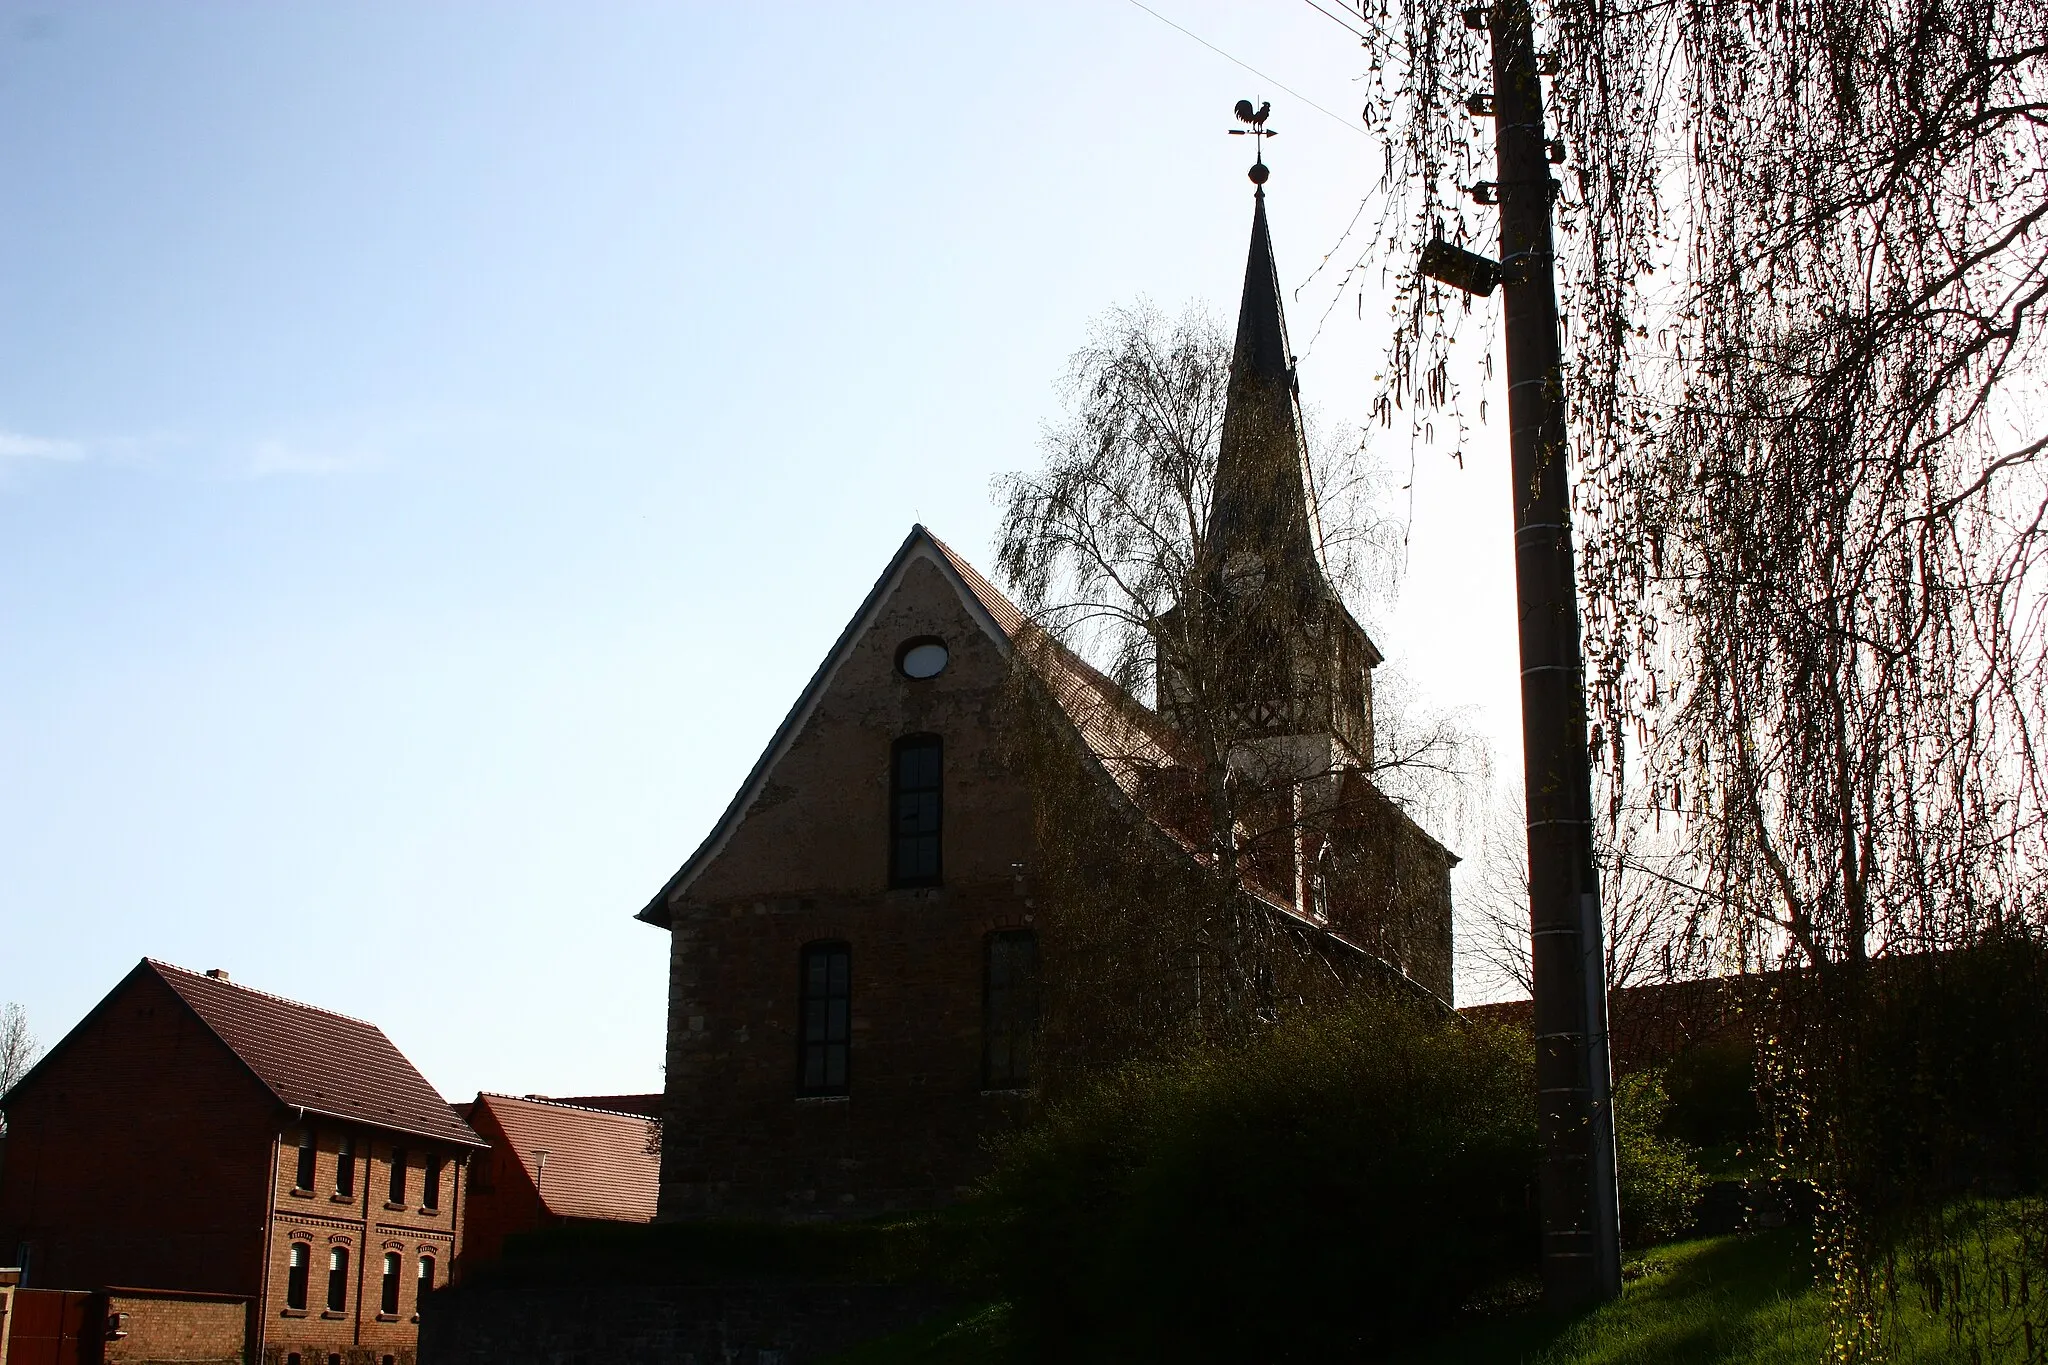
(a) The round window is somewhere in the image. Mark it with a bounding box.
[898,638,949,679]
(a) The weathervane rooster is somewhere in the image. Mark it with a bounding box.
[1229,99,1276,183]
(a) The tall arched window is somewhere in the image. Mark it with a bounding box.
[326,1247,349,1312]
[983,930,1040,1088]
[380,1252,400,1315]
[294,1129,316,1191]
[890,734,942,886]
[334,1137,355,1198]
[417,1252,436,1304]
[797,942,852,1095]
[388,1148,407,1206]
[285,1242,310,1311]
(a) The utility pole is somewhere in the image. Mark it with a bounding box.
[1423,0,1623,1311]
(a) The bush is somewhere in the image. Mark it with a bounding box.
[980,998,1538,1363]
[1613,1068,1707,1246]
[1661,1035,1762,1150]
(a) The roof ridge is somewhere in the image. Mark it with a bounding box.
[147,959,383,1031]
[477,1092,656,1119]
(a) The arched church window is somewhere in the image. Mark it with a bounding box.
[890,734,943,887]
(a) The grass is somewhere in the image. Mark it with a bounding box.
[825,1215,2044,1363]
[1391,1232,1826,1365]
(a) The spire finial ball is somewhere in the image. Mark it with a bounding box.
[1248,161,1270,185]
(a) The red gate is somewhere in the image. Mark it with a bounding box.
[5,1288,94,1365]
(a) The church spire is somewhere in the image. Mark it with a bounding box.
[1149,109,1381,770]
[1206,174,1326,596]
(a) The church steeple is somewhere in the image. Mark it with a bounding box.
[1154,142,1382,771]
[1207,187,1326,596]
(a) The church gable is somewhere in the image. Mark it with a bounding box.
[641,530,1032,917]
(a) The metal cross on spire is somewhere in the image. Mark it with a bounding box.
[1229,98,1276,185]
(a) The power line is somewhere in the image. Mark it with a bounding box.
[1121,0,1369,139]
[1299,0,1372,43]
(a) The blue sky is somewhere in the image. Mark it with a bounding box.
[0,0,1523,1100]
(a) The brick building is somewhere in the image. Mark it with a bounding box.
[457,1094,659,1272]
[0,959,484,1365]
[638,186,1457,1221]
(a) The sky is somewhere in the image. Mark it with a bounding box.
[0,0,1527,1102]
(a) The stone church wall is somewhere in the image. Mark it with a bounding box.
[657,556,1038,1220]
[417,1279,949,1365]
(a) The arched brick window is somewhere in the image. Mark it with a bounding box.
[798,942,852,1095]
[285,1242,310,1311]
[380,1252,400,1314]
[326,1247,349,1312]
[889,734,942,886]
[418,1252,436,1301]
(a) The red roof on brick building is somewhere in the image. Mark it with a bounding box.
[145,959,484,1147]
[467,1094,660,1222]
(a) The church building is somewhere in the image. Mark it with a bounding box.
[636,179,1456,1221]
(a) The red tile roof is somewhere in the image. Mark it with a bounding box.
[147,960,483,1148]
[470,1093,660,1223]
[544,1092,662,1117]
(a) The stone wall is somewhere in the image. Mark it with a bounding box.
[417,1281,948,1365]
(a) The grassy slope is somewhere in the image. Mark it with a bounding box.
[1393,1233,1826,1365]
[827,1225,2020,1363]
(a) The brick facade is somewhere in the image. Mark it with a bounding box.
[654,555,1037,1219]
[0,969,276,1294]
[260,1123,462,1365]
[102,1288,251,1365]
[0,962,479,1365]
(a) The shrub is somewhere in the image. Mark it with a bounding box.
[980,997,1537,1363]
[1613,1068,1707,1246]
[1661,1035,1762,1150]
